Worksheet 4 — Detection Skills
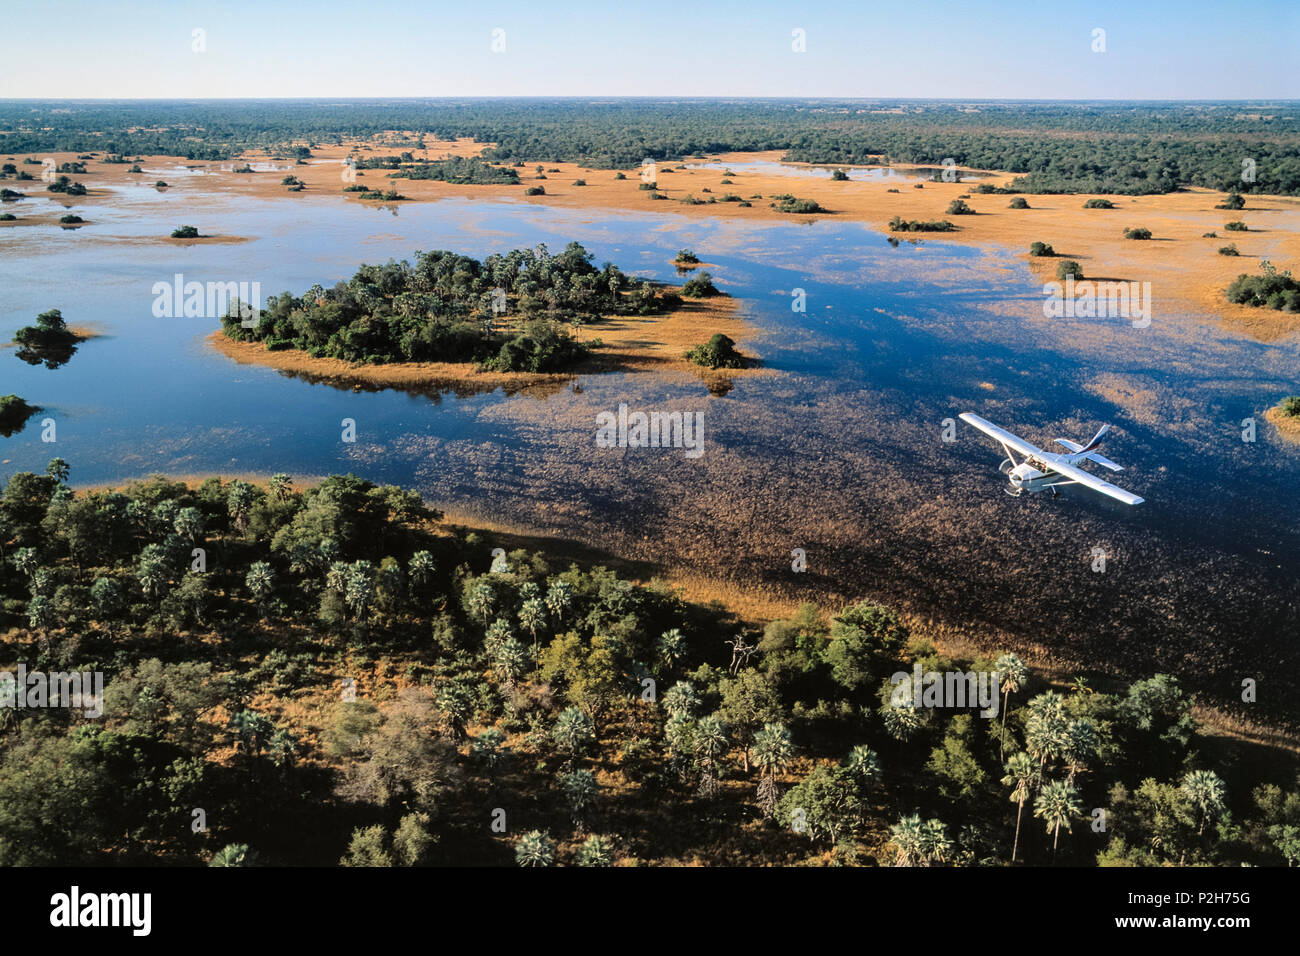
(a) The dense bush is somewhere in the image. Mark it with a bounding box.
[1055,260,1084,281]
[685,332,749,369]
[1029,241,1055,256]
[222,242,682,372]
[888,216,956,232]
[1225,262,1300,311]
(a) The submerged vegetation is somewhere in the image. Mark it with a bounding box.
[220,242,682,373]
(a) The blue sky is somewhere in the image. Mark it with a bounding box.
[3,0,1297,99]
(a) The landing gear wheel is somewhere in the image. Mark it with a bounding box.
[998,458,1016,476]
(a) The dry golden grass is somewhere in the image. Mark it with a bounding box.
[9,138,1296,341]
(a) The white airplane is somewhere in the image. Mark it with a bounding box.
[959,412,1145,505]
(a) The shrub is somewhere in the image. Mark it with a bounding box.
[614,172,627,180]
[572,179,586,186]
[888,216,956,233]
[1218,244,1240,256]
[946,199,974,215]
[1008,196,1030,209]
[59,214,84,224]
[1202,231,1218,238]
[154,181,168,188]
[1280,396,1300,417]
[685,333,749,369]
[1055,260,1084,281]
[1224,221,1248,231]
[681,272,719,297]
[524,185,546,196]
[1083,198,1115,209]
[1029,241,1055,257]
[0,213,15,221]
[1123,227,1153,240]
[170,225,201,238]
[1224,262,1300,311]
[773,197,823,213]
[638,182,656,190]
[1216,193,1245,210]
[831,168,849,181]
[675,249,700,264]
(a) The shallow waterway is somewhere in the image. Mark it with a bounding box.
[2,178,1299,720]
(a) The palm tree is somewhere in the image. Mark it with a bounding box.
[694,714,729,797]
[544,580,573,623]
[575,834,615,867]
[1002,752,1038,862]
[173,506,205,542]
[551,706,595,769]
[559,769,598,830]
[919,818,953,865]
[268,473,292,501]
[136,544,169,598]
[891,815,925,866]
[226,480,256,535]
[1033,779,1083,861]
[465,579,495,625]
[209,843,257,867]
[1181,770,1227,837]
[994,652,1027,759]
[662,681,699,719]
[344,560,375,622]
[514,830,554,867]
[407,550,435,591]
[1063,718,1099,784]
[881,699,926,741]
[245,561,274,616]
[656,628,686,669]
[752,722,793,818]
[845,744,880,787]
[1026,694,1069,782]
[493,637,528,693]
[518,597,547,652]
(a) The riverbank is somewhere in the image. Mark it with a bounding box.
[1266,402,1300,444]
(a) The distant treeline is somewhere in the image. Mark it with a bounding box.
[221,241,680,373]
[3,100,1299,195]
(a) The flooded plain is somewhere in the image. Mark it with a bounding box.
[3,174,1299,723]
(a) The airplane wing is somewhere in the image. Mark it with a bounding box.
[1053,438,1124,472]
[959,412,1043,459]
[1044,458,1144,505]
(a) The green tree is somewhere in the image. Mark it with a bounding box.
[1034,779,1083,860]
[515,830,555,867]
[1002,752,1038,863]
[752,722,794,818]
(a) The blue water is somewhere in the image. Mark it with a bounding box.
[3,185,1299,715]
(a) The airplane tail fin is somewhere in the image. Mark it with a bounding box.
[1081,423,1109,454]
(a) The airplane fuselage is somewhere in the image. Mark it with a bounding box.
[1008,453,1082,494]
